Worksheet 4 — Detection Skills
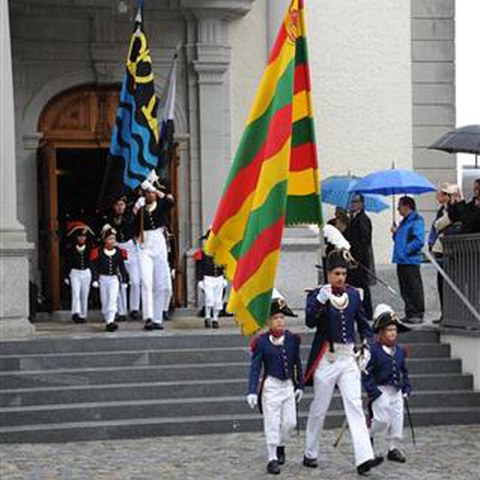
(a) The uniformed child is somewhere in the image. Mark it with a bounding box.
[363,304,412,463]
[90,225,129,332]
[63,222,94,324]
[303,249,383,475]
[247,296,303,475]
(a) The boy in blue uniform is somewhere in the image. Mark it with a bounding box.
[363,304,412,463]
[303,249,383,475]
[247,296,303,475]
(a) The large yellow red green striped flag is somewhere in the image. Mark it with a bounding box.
[205,0,322,335]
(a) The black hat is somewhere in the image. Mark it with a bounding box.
[66,221,94,237]
[325,248,350,271]
[373,304,410,333]
[270,297,297,317]
[101,224,117,241]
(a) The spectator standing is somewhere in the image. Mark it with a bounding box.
[344,194,375,320]
[391,197,425,325]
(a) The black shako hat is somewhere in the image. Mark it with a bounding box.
[325,248,350,271]
[373,304,411,333]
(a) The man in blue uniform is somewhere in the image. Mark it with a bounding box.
[303,249,383,475]
[363,304,411,463]
[247,296,303,475]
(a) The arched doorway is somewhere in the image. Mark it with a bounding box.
[37,84,182,311]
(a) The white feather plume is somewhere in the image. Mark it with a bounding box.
[323,224,351,250]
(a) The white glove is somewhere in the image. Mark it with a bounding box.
[92,281,99,289]
[121,283,129,290]
[64,278,70,286]
[316,285,332,304]
[294,389,303,403]
[134,197,146,210]
[246,394,258,410]
[140,179,156,192]
[403,392,409,399]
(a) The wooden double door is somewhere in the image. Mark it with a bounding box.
[37,85,182,311]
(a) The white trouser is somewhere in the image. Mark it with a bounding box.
[99,275,120,324]
[70,268,91,318]
[262,377,297,461]
[369,385,404,451]
[117,239,141,315]
[139,229,172,323]
[204,275,224,319]
[304,347,374,466]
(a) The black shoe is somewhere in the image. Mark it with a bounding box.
[79,317,87,324]
[130,310,141,321]
[302,456,318,468]
[276,446,285,465]
[432,316,443,325]
[163,312,170,321]
[357,456,384,475]
[403,317,423,325]
[152,322,164,330]
[219,307,234,317]
[72,313,82,324]
[117,315,127,322]
[211,320,219,329]
[387,449,406,463]
[266,460,280,475]
[144,319,155,331]
[105,322,118,332]
[204,318,211,328]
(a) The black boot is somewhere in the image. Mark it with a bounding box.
[152,322,164,330]
[79,317,87,324]
[105,322,118,332]
[204,318,211,328]
[144,319,155,331]
[211,319,219,329]
[276,446,285,465]
[302,456,318,469]
[72,313,81,324]
[266,460,280,475]
[357,456,384,475]
[117,315,127,322]
[130,310,141,321]
[387,449,406,463]
[163,311,170,321]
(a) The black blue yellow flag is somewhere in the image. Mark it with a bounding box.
[98,0,159,208]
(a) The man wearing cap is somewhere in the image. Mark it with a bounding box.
[303,249,383,476]
[133,179,174,331]
[90,225,129,332]
[363,304,412,463]
[247,296,303,475]
[103,196,141,321]
[63,222,94,324]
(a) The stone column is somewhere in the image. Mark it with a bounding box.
[0,0,35,338]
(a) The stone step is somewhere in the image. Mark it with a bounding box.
[0,343,455,371]
[1,406,479,443]
[0,373,473,407]
[0,329,439,355]
[0,354,461,389]
[1,390,479,427]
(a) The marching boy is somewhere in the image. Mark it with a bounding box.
[247,296,303,475]
[63,222,94,324]
[90,225,129,332]
[363,304,412,463]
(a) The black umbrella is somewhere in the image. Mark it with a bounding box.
[430,124,480,168]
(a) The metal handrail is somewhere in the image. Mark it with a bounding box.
[440,233,480,329]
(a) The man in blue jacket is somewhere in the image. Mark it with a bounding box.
[391,196,425,324]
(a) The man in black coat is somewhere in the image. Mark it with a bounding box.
[344,194,375,320]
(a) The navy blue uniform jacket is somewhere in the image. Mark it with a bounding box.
[304,285,373,386]
[248,330,304,395]
[362,341,412,401]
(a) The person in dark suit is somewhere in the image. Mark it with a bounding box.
[344,194,375,320]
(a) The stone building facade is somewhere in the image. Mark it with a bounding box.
[0,0,455,337]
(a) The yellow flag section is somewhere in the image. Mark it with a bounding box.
[205,0,322,335]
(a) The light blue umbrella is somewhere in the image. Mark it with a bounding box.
[348,168,435,221]
[321,175,389,213]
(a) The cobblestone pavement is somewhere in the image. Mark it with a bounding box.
[1,425,478,480]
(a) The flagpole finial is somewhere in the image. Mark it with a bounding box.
[135,0,144,23]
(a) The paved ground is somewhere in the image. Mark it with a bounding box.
[1,425,478,480]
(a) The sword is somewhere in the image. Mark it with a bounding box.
[333,418,348,448]
[403,396,416,447]
[355,262,398,296]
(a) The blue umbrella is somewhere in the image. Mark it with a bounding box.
[348,168,435,222]
[321,175,389,213]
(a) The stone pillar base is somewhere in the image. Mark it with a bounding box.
[0,231,35,340]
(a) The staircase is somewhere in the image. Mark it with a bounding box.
[0,328,479,443]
